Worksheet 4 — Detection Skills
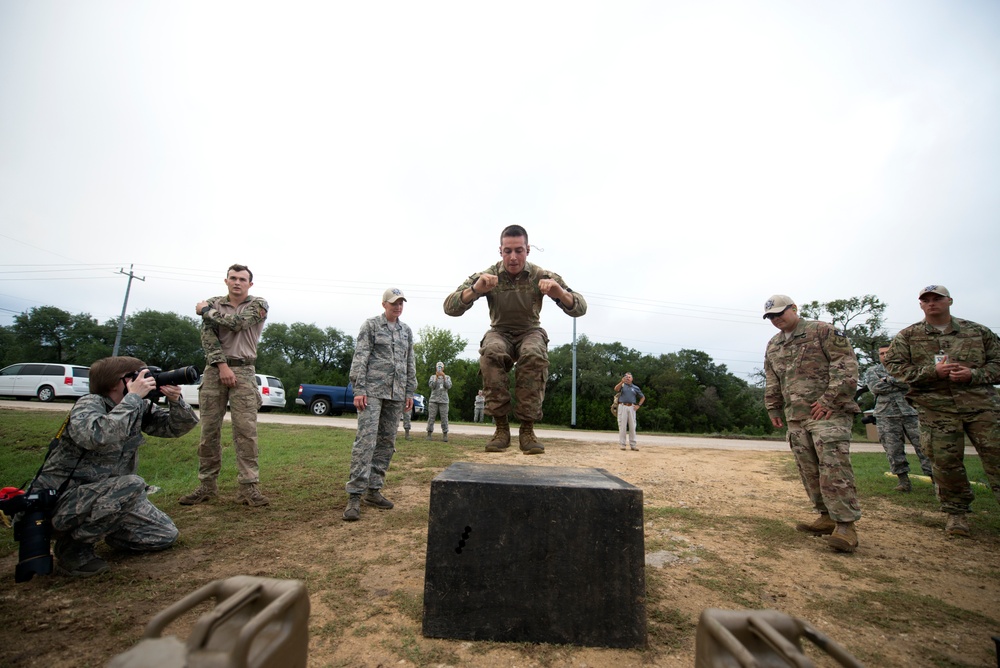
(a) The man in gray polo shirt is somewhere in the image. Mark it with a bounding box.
[614,372,645,450]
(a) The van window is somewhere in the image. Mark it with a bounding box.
[267,377,283,389]
[73,368,90,378]
[44,365,65,376]
[0,365,23,377]
[20,364,47,375]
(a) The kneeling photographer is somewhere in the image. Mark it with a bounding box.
[32,356,199,577]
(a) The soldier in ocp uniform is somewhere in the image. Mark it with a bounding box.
[342,288,417,522]
[860,346,933,492]
[444,225,587,455]
[34,356,199,577]
[884,285,1000,538]
[762,295,862,553]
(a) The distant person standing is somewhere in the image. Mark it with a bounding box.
[861,346,933,492]
[343,288,416,522]
[473,390,486,423]
[884,285,1000,538]
[180,264,269,508]
[443,225,587,455]
[426,362,452,442]
[614,372,645,451]
[762,295,862,553]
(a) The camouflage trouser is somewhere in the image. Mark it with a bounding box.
[480,328,549,422]
[52,474,178,550]
[914,407,1000,514]
[197,365,262,484]
[786,416,861,523]
[427,401,449,434]
[876,415,933,476]
[346,397,404,495]
[401,406,411,430]
[473,404,484,422]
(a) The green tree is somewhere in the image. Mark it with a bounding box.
[11,306,115,364]
[413,326,468,391]
[117,310,203,369]
[799,294,889,369]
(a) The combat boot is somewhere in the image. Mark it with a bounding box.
[485,416,511,452]
[519,421,544,455]
[236,482,270,507]
[362,488,394,509]
[343,494,361,522]
[178,479,218,505]
[945,513,970,537]
[895,473,912,492]
[827,522,858,553]
[443,432,448,443]
[794,513,836,535]
[404,429,410,440]
[426,431,433,441]
[55,537,108,578]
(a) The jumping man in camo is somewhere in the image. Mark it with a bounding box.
[884,285,1000,538]
[762,295,862,553]
[343,288,417,522]
[444,225,587,455]
[179,263,270,507]
[33,356,199,577]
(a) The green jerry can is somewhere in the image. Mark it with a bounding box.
[695,608,864,668]
[107,576,309,668]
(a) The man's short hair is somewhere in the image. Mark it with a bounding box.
[500,225,529,245]
[89,356,146,396]
[228,264,253,282]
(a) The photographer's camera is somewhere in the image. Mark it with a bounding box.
[0,487,58,582]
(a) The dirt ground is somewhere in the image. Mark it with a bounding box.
[2,435,998,668]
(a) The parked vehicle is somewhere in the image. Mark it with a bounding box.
[0,363,90,402]
[175,373,286,411]
[297,383,426,420]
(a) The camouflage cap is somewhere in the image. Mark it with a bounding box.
[918,284,950,299]
[763,295,795,319]
[382,287,407,304]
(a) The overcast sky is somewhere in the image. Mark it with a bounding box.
[2,1,998,380]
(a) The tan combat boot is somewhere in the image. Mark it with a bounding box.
[178,479,218,506]
[827,522,858,553]
[237,482,270,507]
[485,416,511,452]
[894,473,912,492]
[794,513,836,535]
[945,513,970,537]
[518,421,544,455]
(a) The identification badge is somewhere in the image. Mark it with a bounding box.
[934,354,949,365]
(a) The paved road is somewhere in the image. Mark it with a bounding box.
[0,399,886,453]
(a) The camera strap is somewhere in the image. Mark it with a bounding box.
[26,413,86,498]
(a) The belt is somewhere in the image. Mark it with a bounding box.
[226,358,255,367]
[621,402,634,406]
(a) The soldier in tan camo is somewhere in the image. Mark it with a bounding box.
[179,264,270,508]
[763,295,862,553]
[884,285,1000,538]
[444,225,587,455]
[342,288,417,522]
[33,357,199,577]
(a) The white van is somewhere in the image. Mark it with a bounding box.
[176,373,286,411]
[0,363,90,402]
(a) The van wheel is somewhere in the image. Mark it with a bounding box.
[37,386,55,402]
[309,398,331,416]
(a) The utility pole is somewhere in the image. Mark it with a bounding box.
[571,317,578,428]
[112,264,145,357]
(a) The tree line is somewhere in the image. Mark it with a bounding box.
[1,294,892,433]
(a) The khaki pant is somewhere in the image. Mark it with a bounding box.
[479,328,549,422]
[197,365,262,484]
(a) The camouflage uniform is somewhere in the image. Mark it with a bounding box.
[346,313,417,495]
[862,363,933,477]
[474,392,485,422]
[765,320,862,523]
[197,294,267,484]
[443,261,587,421]
[34,393,198,550]
[885,318,1000,513]
[426,373,452,435]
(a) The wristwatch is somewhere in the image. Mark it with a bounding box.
[200,305,211,316]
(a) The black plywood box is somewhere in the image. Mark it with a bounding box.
[422,462,646,648]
